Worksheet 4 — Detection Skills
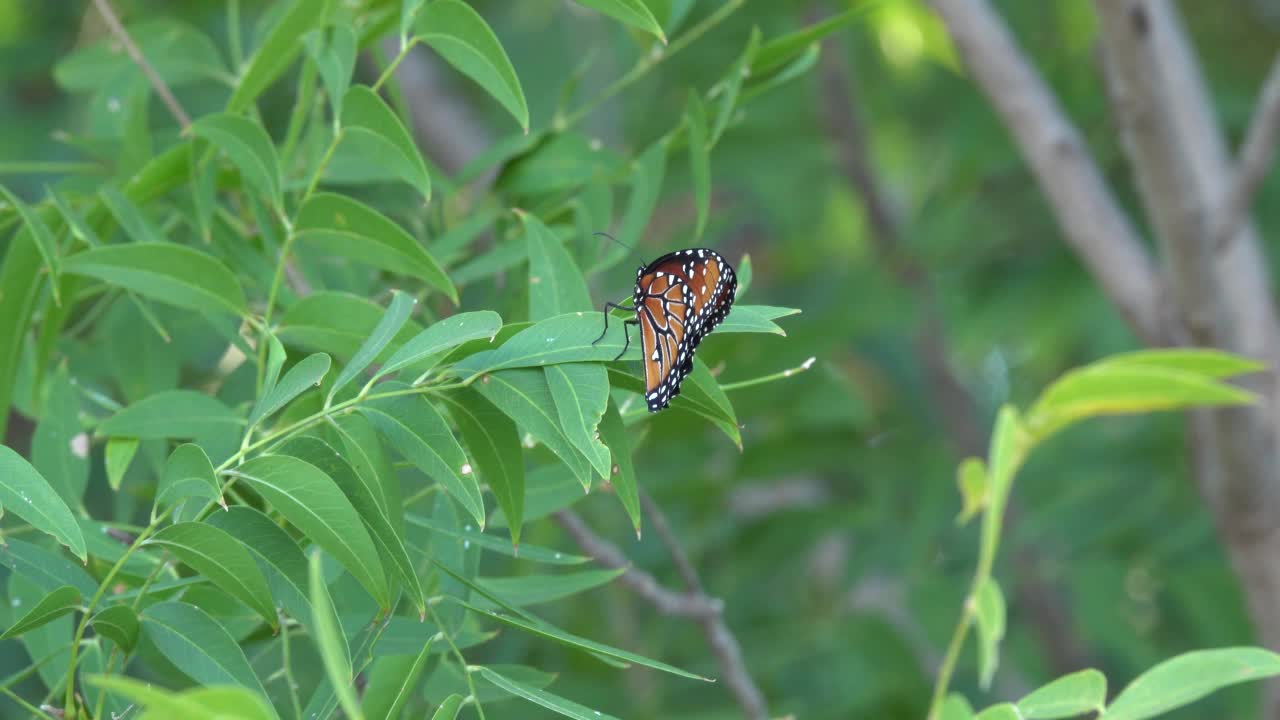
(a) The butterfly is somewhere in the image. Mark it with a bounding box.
[594,248,737,412]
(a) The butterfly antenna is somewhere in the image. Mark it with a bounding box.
[593,231,635,253]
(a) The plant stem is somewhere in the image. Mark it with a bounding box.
[280,614,303,720]
[719,356,817,391]
[558,0,745,130]
[374,39,418,92]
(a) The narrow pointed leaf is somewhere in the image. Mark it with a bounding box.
[100,390,241,439]
[415,0,529,130]
[362,387,486,528]
[479,666,620,720]
[686,91,710,240]
[455,313,631,376]
[295,193,456,301]
[476,568,624,608]
[1017,668,1106,719]
[0,446,87,561]
[472,368,594,487]
[0,186,60,301]
[141,601,269,696]
[616,140,666,254]
[715,304,799,335]
[329,290,415,404]
[1093,349,1265,378]
[432,694,465,720]
[155,443,223,516]
[105,436,140,492]
[0,538,96,595]
[752,7,864,75]
[546,363,611,482]
[571,0,666,43]
[250,352,331,427]
[309,551,363,720]
[32,366,88,505]
[441,388,524,547]
[520,210,591,320]
[228,0,333,112]
[376,310,503,380]
[975,578,1006,689]
[458,600,710,680]
[362,634,437,720]
[280,436,425,615]
[341,86,431,200]
[278,291,423,360]
[0,585,80,639]
[597,398,640,533]
[205,506,311,621]
[304,25,356,116]
[233,455,389,607]
[63,244,247,316]
[147,522,277,628]
[1104,648,1280,720]
[407,515,588,565]
[190,113,282,206]
[90,604,140,652]
[711,28,760,145]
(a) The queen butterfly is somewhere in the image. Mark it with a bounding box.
[594,248,737,412]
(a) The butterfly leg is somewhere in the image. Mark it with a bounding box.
[592,301,635,346]
[612,319,639,361]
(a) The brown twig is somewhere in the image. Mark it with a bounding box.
[555,507,769,720]
[1216,52,1280,252]
[92,0,192,130]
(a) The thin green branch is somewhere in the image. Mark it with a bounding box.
[719,356,816,392]
[374,38,418,92]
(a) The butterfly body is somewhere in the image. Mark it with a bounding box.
[597,248,737,412]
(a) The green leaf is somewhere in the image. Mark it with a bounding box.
[0,538,95,595]
[362,388,486,529]
[330,290,415,404]
[89,677,275,720]
[277,291,421,360]
[362,634,437,719]
[751,7,864,76]
[105,437,139,492]
[249,352,331,427]
[1028,365,1254,439]
[571,0,666,43]
[476,568,624,608]
[341,86,431,200]
[63,244,247,316]
[1103,647,1280,720]
[459,600,709,680]
[279,436,425,616]
[479,666,619,720]
[490,466,585,528]
[711,28,760,145]
[974,578,1006,690]
[0,446,87,561]
[401,0,427,42]
[520,210,591,321]
[376,310,503,381]
[679,362,741,447]
[440,388,525,547]
[232,455,389,608]
[309,550,363,720]
[956,457,987,525]
[55,19,224,90]
[32,365,88,506]
[1094,348,1265,378]
[295,193,456,302]
[205,506,311,621]
[597,398,640,534]
[736,254,753,298]
[0,185,60,302]
[0,225,51,440]
[415,0,529,131]
[1016,668,1106,719]
[616,139,667,254]
[407,515,589,565]
[147,522,278,628]
[90,605,140,652]
[473,369,594,487]
[974,704,1020,720]
[456,313,631,376]
[546,363,611,483]
[432,694,465,720]
[304,25,356,116]
[190,113,282,206]
[100,390,242,440]
[741,42,819,105]
[940,694,976,720]
[229,0,333,112]
[685,91,710,241]
[99,186,166,244]
[0,585,80,640]
[715,304,799,335]
[141,601,270,696]
[155,443,223,517]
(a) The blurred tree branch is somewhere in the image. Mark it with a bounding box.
[91,0,191,130]
[1216,53,1280,252]
[815,18,1093,678]
[554,507,769,720]
[927,0,1163,344]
